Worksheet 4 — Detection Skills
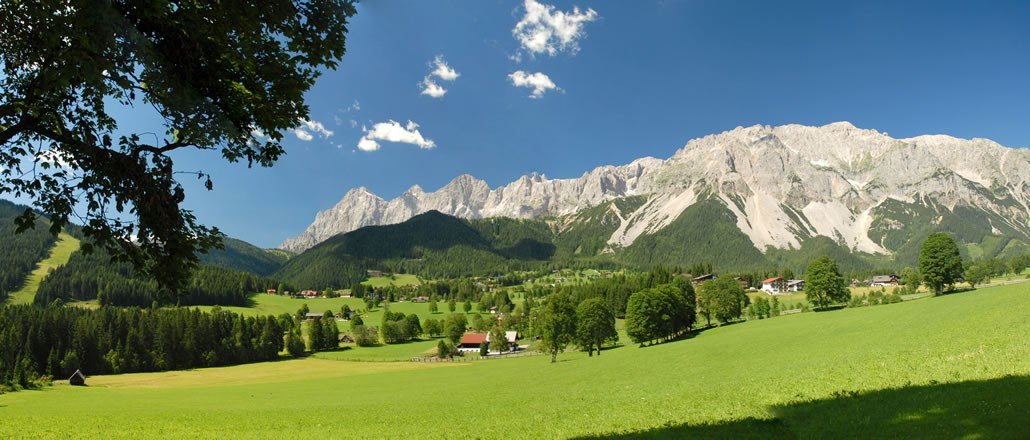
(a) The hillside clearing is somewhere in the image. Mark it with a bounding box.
[2,282,1026,438]
[5,232,80,305]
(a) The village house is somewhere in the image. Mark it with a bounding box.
[485,331,519,352]
[692,274,717,284]
[761,277,788,294]
[870,274,901,286]
[457,333,488,352]
[265,288,277,295]
[299,289,318,298]
[786,279,805,292]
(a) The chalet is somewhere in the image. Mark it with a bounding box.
[300,290,319,298]
[69,369,87,386]
[485,331,519,352]
[366,269,385,277]
[761,277,787,294]
[734,277,751,290]
[412,296,430,303]
[457,333,488,351]
[786,279,805,292]
[870,275,901,286]
[305,312,329,320]
[265,288,277,295]
[692,274,717,284]
[339,334,355,344]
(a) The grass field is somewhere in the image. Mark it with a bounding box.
[2,282,1027,438]
[5,232,80,305]
[362,273,421,287]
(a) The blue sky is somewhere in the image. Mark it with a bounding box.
[89,1,1030,246]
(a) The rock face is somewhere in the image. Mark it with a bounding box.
[280,122,1030,254]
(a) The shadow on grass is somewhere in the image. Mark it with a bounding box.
[573,375,1030,439]
[635,325,720,349]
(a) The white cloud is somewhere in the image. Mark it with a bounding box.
[419,55,460,99]
[349,99,361,112]
[420,77,447,98]
[513,0,598,58]
[357,120,436,152]
[430,56,459,81]
[508,70,559,98]
[294,118,333,141]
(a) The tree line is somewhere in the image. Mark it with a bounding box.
[0,203,59,301]
[0,305,287,391]
[34,249,287,307]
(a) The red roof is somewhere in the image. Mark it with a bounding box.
[762,277,783,283]
[459,333,488,345]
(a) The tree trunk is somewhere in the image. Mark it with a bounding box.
[550,350,557,363]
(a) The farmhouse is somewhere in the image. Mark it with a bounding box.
[299,290,319,298]
[305,312,328,320]
[457,333,488,351]
[761,277,787,294]
[786,279,805,292]
[265,288,277,294]
[870,275,901,286]
[485,331,519,351]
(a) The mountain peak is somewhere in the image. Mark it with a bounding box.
[280,122,1030,254]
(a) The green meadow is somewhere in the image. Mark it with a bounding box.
[362,273,422,287]
[2,282,1027,439]
[5,232,79,305]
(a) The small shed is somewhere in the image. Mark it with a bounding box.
[69,369,87,386]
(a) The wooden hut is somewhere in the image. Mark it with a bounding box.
[69,369,87,386]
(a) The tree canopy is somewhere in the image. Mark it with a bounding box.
[0,0,357,295]
[804,256,849,309]
[918,233,963,295]
[696,277,746,325]
[574,297,617,356]
[537,292,577,363]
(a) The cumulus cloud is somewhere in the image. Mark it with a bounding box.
[512,0,598,59]
[420,77,447,98]
[419,55,460,98]
[508,70,559,98]
[294,119,333,141]
[357,120,436,152]
[430,56,459,81]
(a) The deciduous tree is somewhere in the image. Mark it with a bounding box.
[805,256,849,308]
[537,292,577,363]
[575,298,617,356]
[0,0,357,295]
[919,233,963,295]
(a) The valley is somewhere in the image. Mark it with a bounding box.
[1,282,1026,438]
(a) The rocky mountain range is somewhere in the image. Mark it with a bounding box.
[280,122,1030,262]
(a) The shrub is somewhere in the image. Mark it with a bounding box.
[353,326,379,347]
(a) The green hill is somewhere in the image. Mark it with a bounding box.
[0,200,62,302]
[276,211,555,289]
[198,236,287,276]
